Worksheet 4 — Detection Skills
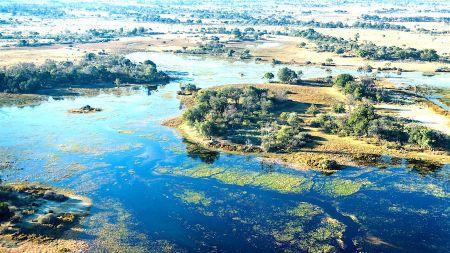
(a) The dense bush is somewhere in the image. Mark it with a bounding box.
[405,125,448,150]
[277,67,299,84]
[184,86,273,137]
[0,53,169,93]
[184,86,312,152]
[332,102,346,113]
[306,104,320,115]
[0,202,12,221]
[333,74,387,102]
[261,125,312,152]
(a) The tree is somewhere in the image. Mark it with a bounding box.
[277,67,298,84]
[231,28,242,39]
[263,72,274,82]
[296,70,304,81]
[419,49,439,61]
[114,78,121,88]
[333,74,354,88]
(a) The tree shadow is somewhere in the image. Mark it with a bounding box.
[183,138,220,164]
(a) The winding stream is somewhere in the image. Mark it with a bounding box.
[0,52,449,252]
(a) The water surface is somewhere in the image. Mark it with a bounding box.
[0,52,449,252]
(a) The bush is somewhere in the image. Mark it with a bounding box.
[334,75,388,102]
[279,112,303,127]
[311,114,339,133]
[313,103,448,151]
[278,67,298,84]
[197,119,222,137]
[332,102,346,113]
[405,125,448,150]
[333,74,354,88]
[0,53,169,93]
[306,104,320,115]
[263,72,275,81]
[261,125,312,152]
[344,104,377,136]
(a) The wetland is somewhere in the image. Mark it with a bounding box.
[1,51,449,252]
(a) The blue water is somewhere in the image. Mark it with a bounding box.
[0,52,449,252]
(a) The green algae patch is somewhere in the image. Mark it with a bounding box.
[272,221,304,243]
[155,164,312,194]
[212,170,257,186]
[252,173,313,193]
[86,199,184,253]
[269,205,347,252]
[155,165,223,178]
[175,190,212,206]
[318,179,371,197]
[185,165,224,178]
[288,202,324,219]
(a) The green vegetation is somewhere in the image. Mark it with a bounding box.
[156,165,313,194]
[318,179,371,197]
[175,190,212,206]
[333,74,387,102]
[277,67,303,84]
[293,29,445,62]
[263,72,275,82]
[306,104,320,115]
[312,102,449,151]
[0,53,169,93]
[183,86,313,152]
[288,202,324,219]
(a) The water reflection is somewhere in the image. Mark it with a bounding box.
[184,139,220,164]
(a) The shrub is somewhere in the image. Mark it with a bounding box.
[344,104,376,136]
[279,112,303,127]
[405,125,448,150]
[278,67,298,84]
[261,125,312,152]
[306,104,320,115]
[263,72,275,81]
[197,120,222,137]
[332,102,346,113]
[333,74,354,88]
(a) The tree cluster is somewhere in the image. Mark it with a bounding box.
[184,86,312,152]
[0,53,169,93]
[312,103,449,150]
[333,74,388,102]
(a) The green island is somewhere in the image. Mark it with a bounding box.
[0,52,169,94]
[167,71,449,171]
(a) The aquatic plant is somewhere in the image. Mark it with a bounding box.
[158,165,313,194]
[175,190,212,206]
[393,182,449,198]
[317,178,371,197]
[288,202,324,219]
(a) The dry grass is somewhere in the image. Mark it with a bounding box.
[250,36,450,73]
